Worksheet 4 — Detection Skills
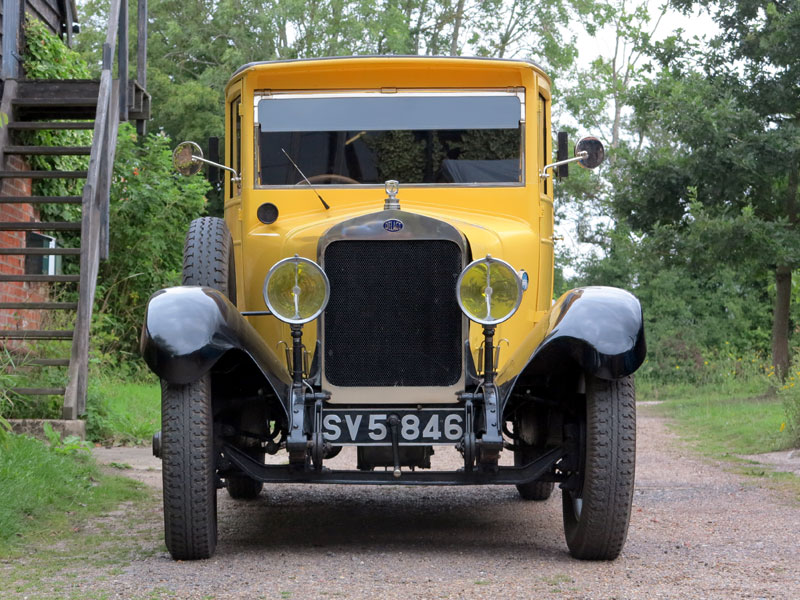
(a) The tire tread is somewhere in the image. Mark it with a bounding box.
[563,376,636,560]
[182,217,235,302]
[162,376,217,560]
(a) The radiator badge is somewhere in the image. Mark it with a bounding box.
[383,218,404,233]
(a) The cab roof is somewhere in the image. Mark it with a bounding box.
[227,55,549,92]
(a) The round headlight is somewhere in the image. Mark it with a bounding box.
[456,256,523,325]
[263,255,330,325]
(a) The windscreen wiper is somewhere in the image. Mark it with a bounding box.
[281,148,330,210]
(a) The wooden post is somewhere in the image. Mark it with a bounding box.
[1,0,21,79]
[136,0,148,135]
[0,79,17,170]
[64,0,74,46]
[137,0,147,89]
[118,0,129,121]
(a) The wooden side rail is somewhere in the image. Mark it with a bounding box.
[62,0,123,419]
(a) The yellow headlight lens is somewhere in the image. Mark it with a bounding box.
[456,256,522,325]
[263,256,330,325]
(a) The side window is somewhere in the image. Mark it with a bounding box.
[230,96,241,196]
[538,94,547,195]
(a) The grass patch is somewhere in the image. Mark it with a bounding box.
[640,375,800,500]
[0,433,149,556]
[640,378,794,456]
[85,376,161,445]
[638,375,769,405]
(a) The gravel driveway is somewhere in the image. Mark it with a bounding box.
[68,409,800,598]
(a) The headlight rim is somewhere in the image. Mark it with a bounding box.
[456,255,523,326]
[262,255,330,325]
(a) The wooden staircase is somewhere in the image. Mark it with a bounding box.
[0,0,148,418]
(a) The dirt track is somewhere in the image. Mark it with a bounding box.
[18,408,800,599]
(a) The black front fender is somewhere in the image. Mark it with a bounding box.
[499,286,646,404]
[140,286,290,406]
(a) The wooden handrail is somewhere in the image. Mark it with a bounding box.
[63,0,125,419]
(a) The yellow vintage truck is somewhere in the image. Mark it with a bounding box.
[141,56,646,561]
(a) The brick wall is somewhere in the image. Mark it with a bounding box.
[0,154,48,343]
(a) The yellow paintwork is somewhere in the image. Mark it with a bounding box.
[223,57,554,391]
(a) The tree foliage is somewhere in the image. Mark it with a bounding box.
[604,0,800,376]
[65,0,800,386]
[75,0,577,149]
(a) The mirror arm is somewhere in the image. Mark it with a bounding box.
[539,151,588,179]
[192,155,241,182]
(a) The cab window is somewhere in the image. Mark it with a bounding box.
[256,93,523,186]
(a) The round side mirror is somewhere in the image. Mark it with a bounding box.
[173,141,204,176]
[575,137,605,169]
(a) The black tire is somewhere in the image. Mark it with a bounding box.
[183,217,236,304]
[183,218,264,500]
[226,451,264,500]
[562,375,636,561]
[161,375,217,560]
[515,446,555,501]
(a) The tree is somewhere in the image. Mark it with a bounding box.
[618,0,800,377]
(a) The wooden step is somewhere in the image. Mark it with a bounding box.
[16,79,100,98]
[0,221,81,231]
[0,302,78,310]
[12,81,100,120]
[0,170,87,179]
[28,358,71,367]
[10,387,66,396]
[0,274,79,283]
[0,248,81,256]
[0,330,74,339]
[14,108,97,121]
[13,98,97,108]
[0,196,82,204]
[5,146,92,156]
[6,122,94,130]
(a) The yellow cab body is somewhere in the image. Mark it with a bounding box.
[141,56,645,462]
[141,56,647,562]
[225,56,556,402]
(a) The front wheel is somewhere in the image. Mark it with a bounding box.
[562,375,636,560]
[161,375,218,560]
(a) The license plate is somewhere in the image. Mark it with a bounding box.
[321,409,465,445]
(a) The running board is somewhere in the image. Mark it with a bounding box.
[221,444,565,486]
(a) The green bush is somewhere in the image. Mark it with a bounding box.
[22,17,90,79]
[0,349,63,419]
[23,17,92,205]
[577,208,775,383]
[92,124,209,366]
[22,14,209,369]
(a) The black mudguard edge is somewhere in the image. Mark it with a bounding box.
[500,286,646,404]
[140,286,291,410]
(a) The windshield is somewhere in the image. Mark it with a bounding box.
[256,93,523,186]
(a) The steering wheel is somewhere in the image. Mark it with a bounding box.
[297,173,360,185]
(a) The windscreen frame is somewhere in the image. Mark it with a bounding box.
[252,88,527,189]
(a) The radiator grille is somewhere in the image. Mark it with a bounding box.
[323,240,463,387]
